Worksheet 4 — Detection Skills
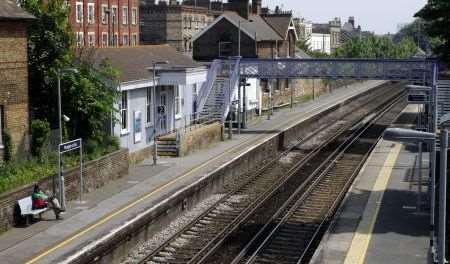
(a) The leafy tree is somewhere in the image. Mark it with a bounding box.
[334,36,417,59]
[30,120,50,160]
[20,0,120,150]
[415,0,450,63]
[394,18,437,54]
[19,0,73,124]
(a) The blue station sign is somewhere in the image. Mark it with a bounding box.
[59,139,82,153]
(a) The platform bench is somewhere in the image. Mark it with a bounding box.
[17,196,49,226]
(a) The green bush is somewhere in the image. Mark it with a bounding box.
[31,120,50,159]
[3,130,13,163]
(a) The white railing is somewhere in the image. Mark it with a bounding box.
[221,58,241,123]
[197,59,221,114]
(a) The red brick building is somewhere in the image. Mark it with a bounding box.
[69,0,140,48]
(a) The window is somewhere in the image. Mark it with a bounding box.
[0,106,3,147]
[88,3,94,24]
[101,5,108,24]
[102,32,108,47]
[219,42,232,57]
[183,16,187,29]
[132,8,137,25]
[123,34,129,46]
[113,33,118,46]
[88,32,95,47]
[121,91,128,131]
[192,83,198,96]
[122,6,128,25]
[76,2,83,23]
[76,32,84,47]
[112,6,117,25]
[194,16,199,30]
[189,16,192,29]
[146,87,153,124]
[175,86,182,117]
[132,34,137,46]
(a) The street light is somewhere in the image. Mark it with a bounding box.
[383,127,442,263]
[57,67,79,210]
[438,113,450,264]
[147,61,169,166]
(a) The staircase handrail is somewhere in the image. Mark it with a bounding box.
[221,58,241,123]
[197,59,221,114]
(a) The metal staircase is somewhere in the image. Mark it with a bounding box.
[197,58,241,123]
[437,80,450,125]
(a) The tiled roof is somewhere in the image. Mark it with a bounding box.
[312,23,330,34]
[222,12,282,41]
[81,45,203,83]
[0,0,35,21]
[262,14,293,39]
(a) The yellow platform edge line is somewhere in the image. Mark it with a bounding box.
[344,142,402,264]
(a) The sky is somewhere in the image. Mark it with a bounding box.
[263,0,427,34]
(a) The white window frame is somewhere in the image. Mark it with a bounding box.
[132,34,137,46]
[112,6,118,25]
[102,32,108,47]
[87,3,95,24]
[88,32,95,47]
[132,8,137,25]
[122,6,128,25]
[101,4,108,24]
[113,32,118,46]
[76,2,83,23]
[175,86,182,119]
[120,91,129,134]
[0,106,3,147]
[146,86,153,125]
[76,32,84,47]
[123,33,129,46]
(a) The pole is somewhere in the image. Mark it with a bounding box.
[418,141,423,212]
[57,70,66,210]
[438,129,448,264]
[430,62,439,260]
[79,140,83,204]
[267,80,272,120]
[243,77,247,129]
[152,64,158,166]
[290,81,294,109]
[237,78,241,135]
[238,21,241,57]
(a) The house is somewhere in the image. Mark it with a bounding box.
[140,0,223,55]
[341,16,373,43]
[68,0,140,48]
[86,45,207,160]
[0,0,35,160]
[311,23,331,54]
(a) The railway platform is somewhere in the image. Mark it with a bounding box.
[311,105,429,264]
[0,80,386,264]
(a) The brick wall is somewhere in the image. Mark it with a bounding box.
[69,0,139,48]
[0,148,129,233]
[179,122,223,156]
[0,21,30,159]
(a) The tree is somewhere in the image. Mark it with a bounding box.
[334,36,417,59]
[19,0,73,124]
[20,0,120,149]
[394,18,437,54]
[415,0,450,63]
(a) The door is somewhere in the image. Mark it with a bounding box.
[159,92,168,134]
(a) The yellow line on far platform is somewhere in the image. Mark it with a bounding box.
[344,142,402,264]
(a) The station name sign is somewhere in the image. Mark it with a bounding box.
[59,139,82,153]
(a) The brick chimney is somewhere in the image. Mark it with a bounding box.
[229,0,250,19]
[252,0,261,15]
[349,16,355,28]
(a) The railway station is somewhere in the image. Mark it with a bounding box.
[1,0,449,264]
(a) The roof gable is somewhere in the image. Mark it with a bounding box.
[262,15,298,40]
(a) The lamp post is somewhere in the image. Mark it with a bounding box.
[57,68,79,210]
[148,61,169,166]
[438,113,450,264]
[383,128,441,263]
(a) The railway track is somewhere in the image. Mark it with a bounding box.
[134,88,405,264]
[229,94,406,264]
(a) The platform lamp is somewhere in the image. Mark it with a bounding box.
[383,128,439,262]
[147,61,169,166]
[438,113,450,264]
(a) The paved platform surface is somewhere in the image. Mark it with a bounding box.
[0,81,386,264]
[311,105,429,264]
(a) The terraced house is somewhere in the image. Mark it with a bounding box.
[68,0,140,48]
[0,1,35,160]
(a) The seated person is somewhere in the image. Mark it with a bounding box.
[31,184,62,219]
